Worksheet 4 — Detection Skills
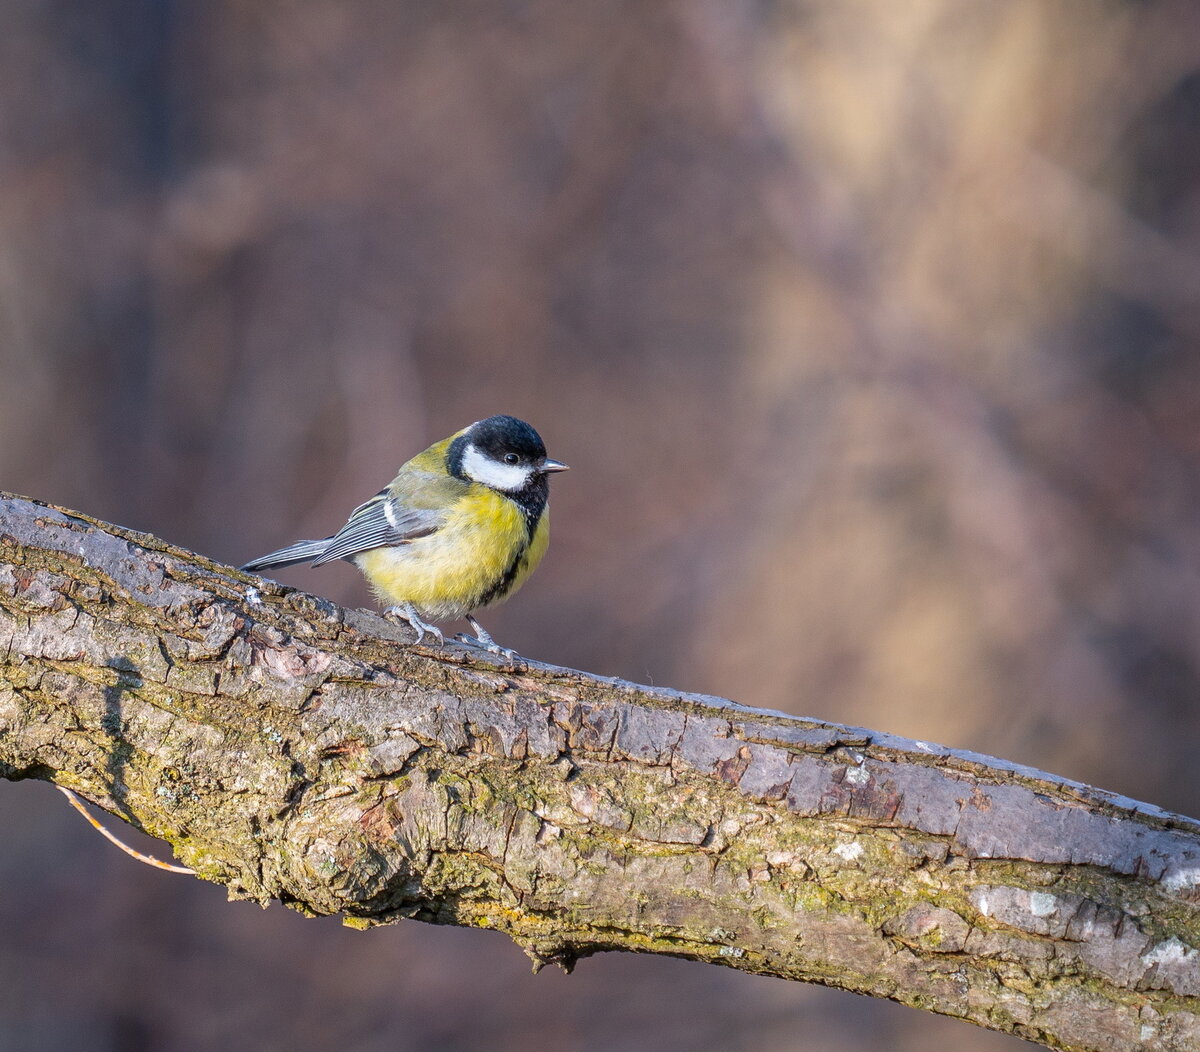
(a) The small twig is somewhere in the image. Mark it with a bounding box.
[57,787,194,875]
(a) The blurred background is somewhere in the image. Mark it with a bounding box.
[2,0,1199,1048]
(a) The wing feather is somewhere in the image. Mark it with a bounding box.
[311,489,443,565]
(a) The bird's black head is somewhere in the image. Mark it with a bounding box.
[470,415,548,463]
[447,415,568,496]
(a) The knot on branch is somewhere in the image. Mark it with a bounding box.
[520,939,579,975]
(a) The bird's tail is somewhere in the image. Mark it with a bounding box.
[241,538,331,573]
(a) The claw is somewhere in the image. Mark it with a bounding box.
[383,603,445,646]
[455,633,518,660]
[457,615,519,660]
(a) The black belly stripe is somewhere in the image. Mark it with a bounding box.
[522,503,541,538]
[477,545,528,608]
[473,479,548,609]
[514,483,548,540]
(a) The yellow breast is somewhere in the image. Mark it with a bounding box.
[354,487,549,621]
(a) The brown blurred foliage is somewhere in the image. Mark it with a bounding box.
[2,1,1200,1049]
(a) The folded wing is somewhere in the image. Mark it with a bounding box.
[311,489,442,565]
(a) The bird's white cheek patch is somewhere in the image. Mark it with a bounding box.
[461,446,532,492]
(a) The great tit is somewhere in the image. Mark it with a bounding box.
[241,415,567,654]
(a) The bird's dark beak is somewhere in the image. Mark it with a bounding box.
[540,458,569,473]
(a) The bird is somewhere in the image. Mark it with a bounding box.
[241,415,567,655]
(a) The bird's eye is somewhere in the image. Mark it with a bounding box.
[504,453,520,465]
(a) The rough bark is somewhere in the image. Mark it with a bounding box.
[1,493,1198,1050]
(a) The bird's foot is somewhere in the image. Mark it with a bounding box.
[455,634,519,660]
[383,604,444,646]
[455,616,519,660]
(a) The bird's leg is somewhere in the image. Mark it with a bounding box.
[383,603,444,646]
[456,614,518,659]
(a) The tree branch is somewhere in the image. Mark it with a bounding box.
[1,493,1198,1050]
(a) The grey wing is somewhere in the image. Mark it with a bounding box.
[311,490,444,565]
